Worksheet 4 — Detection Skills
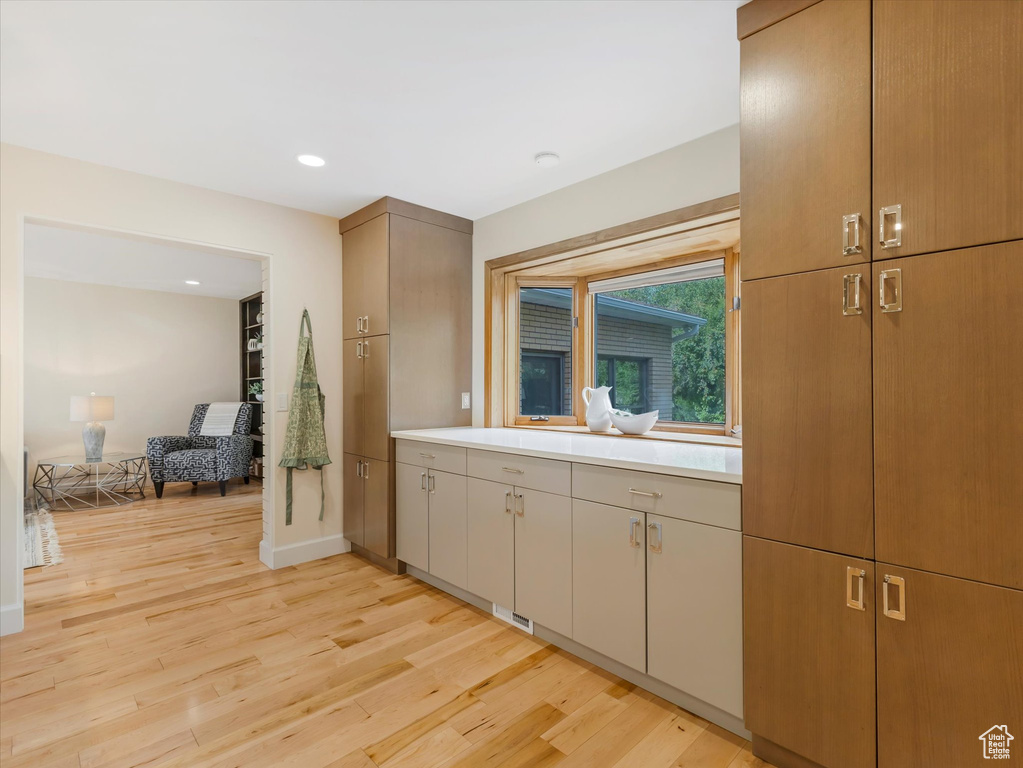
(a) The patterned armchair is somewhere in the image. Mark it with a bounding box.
[147,404,254,497]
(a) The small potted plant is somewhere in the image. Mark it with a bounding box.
[248,380,264,402]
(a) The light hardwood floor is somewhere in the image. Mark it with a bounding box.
[1,481,771,768]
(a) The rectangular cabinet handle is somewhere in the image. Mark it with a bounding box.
[842,273,863,316]
[883,575,906,621]
[514,493,524,516]
[356,341,363,359]
[879,268,903,313]
[628,487,662,499]
[356,460,363,478]
[879,204,902,249]
[419,452,436,460]
[647,521,663,553]
[501,467,525,474]
[846,566,866,610]
[362,461,370,480]
[362,315,370,334]
[428,474,435,494]
[842,213,862,256]
[628,517,641,548]
[504,491,513,514]
[362,340,370,357]
[420,472,427,491]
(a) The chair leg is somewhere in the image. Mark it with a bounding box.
[218,480,227,496]
[243,476,250,485]
[192,481,198,487]
[154,481,164,499]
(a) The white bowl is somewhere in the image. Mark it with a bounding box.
[609,409,659,435]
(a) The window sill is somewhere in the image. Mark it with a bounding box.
[507,423,741,449]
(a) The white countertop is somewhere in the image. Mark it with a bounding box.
[391,427,742,484]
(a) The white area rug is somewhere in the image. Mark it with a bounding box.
[24,509,63,568]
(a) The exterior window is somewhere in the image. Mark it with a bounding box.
[592,263,726,425]
[518,287,573,416]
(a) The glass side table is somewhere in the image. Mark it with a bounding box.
[33,452,148,510]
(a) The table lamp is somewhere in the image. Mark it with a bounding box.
[70,393,114,460]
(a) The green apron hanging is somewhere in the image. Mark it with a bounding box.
[278,309,331,524]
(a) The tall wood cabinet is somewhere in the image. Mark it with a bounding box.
[739,2,1022,767]
[340,198,472,564]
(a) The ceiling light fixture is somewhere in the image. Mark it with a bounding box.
[297,154,326,167]
[534,152,560,168]
[185,280,201,285]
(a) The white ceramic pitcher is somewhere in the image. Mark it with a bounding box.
[581,386,613,432]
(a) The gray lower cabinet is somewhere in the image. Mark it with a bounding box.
[395,462,428,571]
[647,514,743,718]
[515,488,572,638]
[427,469,467,589]
[572,499,647,673]
[466,477,515,608]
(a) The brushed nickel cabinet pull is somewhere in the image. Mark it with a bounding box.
[362,339,370,357]
[879,204,902,249]
[514,493,524,516]
[420,472,427,491]
[846,567,866,610]
[628,517,641,548]
[362,315,370,334]
[362,461,370,480]
[504,491,513,514]
[628,488,662,499]
[842,273,863,316]
[419,452,436,460]
[356,460,363,478]
[356,341,363,359]
[883,575,906,621]
[880,269,903,313]
[501,467,525,474]
[842,213,863,256]
[428,473,435,494]
[647,521,663,554]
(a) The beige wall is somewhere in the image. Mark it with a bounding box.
[470,124,740,425]
[24,277,240,476]
[1,143,344,631]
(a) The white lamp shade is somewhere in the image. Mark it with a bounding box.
[70,395,114,422]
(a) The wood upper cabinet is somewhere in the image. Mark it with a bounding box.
[873,243,1023,589]
[395,461,428,571]
[343,453,365,547]
[466,477,515,609]
[572,500,646,673]
[362,336,390,462]
[740,0,871,280]
[744,536,876,768]
[873,0,1023,259]
[343,339,364,457]
[875,564,1023,768]
[514,488,572,638]
[647,516,743,718]
[427,470,467,590]
[342,214,389,340]
[743,266,874,558]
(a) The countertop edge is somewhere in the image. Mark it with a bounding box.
[391,429,742,485]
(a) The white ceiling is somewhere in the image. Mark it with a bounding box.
[25,223,263,300]
[0,0,742,220]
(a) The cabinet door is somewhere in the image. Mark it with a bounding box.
[874,243,1023,589]
[648,516,742,719]
[876,565,1023,768]
[572,500,646,672]
[395,462,428,571]
[515,488,572,638]
[873,0,1023,258]
[740,0,871,280]
[744,537,876,768]
[362,458,392,558]
[466,478,514,609]
[743,267,874,557]
[427,470,467,589]
[342,213,389,339]
[362,335,390,462]
[342,453,364,547]
[342,339,364,457]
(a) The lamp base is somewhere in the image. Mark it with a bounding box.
[83,421,106,461]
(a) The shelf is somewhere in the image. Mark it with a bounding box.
[252,434,263,442]
[245,376,263,381]
[245,323,263,330]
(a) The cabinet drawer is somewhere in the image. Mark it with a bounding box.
[467,449,570,496]
[572,463,740,531]
[395,440,466,475]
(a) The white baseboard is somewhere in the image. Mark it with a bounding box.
[0,603,24,636]
[260,534,349,569]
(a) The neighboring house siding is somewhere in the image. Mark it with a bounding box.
[520,301,674,416]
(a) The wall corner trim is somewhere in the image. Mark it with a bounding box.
[0,602,25,636]
[262,534,349,569]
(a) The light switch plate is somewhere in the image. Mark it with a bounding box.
[277,392,288,412]
[461,392,471,409]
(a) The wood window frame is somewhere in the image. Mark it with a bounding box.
[485,193,741,442]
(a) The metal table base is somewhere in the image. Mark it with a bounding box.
[33,454,148,510]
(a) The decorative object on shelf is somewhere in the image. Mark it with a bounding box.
[69,393,114,460]
[255,309,263,324]
[581,386,613,432]
[248,381,264,402]
[609,408,659,436]
[247,333,263,351]
[279,309,331,524]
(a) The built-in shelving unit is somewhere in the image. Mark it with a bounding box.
[240,291,264,481]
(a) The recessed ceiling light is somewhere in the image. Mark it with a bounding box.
[535,152,560,168]
[185,280,201,285]
[297,154,326,167]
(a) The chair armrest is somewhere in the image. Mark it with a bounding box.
[214,435,254,481]
[146,436,192,480]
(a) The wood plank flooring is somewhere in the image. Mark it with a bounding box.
[1,481,772,768]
